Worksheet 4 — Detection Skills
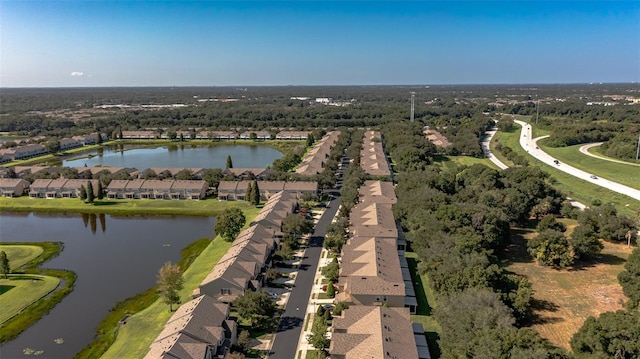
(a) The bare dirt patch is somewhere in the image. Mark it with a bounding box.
[506,228,633,349]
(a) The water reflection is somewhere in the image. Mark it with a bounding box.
[62,144,282,169]
[0,212,215,358]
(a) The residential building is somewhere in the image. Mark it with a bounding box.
[145,295,237,359]
[329,306,424,359]
[0,178,30,197]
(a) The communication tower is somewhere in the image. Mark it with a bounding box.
[410,92,415,122]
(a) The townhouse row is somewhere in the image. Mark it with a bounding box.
[217,180,318,201]
[0,165,276,182]
[145,191,300,358]
[0,177,210,200]
[122,130,310,141]
[0,133,106,163]
[360,130,392,178]
[295,130,341,176]
[329,180,430,359]
[106,179,209,200]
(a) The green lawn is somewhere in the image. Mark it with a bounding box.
[489,132,515,167]
[0,197,255,217]
[432,155,500,171]
[101,206,260,358]
[496,126,640,217]
[0,274,60,324]
[406,251,441,358]
[0,245,43,270]
[537,139,640,190]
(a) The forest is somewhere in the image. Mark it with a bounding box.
[1,84,638,161]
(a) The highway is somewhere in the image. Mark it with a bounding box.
[514,120,640,203]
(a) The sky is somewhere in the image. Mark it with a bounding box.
[1,1,638,87]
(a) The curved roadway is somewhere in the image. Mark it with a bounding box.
[579,143,640,167]
[514,120,640,202]
[481,127,509,170]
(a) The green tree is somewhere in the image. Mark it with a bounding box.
[282,213,313,238]
[79,185,87,201]
[434,288,515,358]
[0,251,10,279]
[321,257,340,282]
[157,262,184,312]
[226,155,233,169]
[536,215,566,233]
[307,316,330,352]
[251,181,260,206]
[527,230,574,268]
[306,133,314,147]
[245,182,253,203]
[326,281,336,298]
[618,248,640,307]
[86,181,95,204]
[265,268,279,284]
[44,140,61,153]
[249,132,257,140]
[333,301,348,316]
[118,127,123,140]
[96,132,103,144]
[570,309,640,358]
[236,330,251,352]
[96,181,104,200]
[214,207,246,241]
[233,291,277,329]
[167,131,177,141]
[175,169,194,180]
[569,225,603,260]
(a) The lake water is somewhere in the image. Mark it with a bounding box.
[62,144,282,169]
[0,212,215,358]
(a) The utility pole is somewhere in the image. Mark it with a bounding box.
[410,92,415,122]
[535,95,539,125]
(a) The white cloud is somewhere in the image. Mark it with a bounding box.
[70,71,84,77]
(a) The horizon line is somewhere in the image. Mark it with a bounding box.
[1,82,637,89]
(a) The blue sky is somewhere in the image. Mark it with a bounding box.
[1,1,638,87]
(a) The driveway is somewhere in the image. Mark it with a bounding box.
[514,120,640,202]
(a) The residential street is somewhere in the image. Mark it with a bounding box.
[267,190,341,358]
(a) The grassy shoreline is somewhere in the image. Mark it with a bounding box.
[80,206,260,358]
[0,242,76,343]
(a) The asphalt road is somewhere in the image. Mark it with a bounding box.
[267,190,341,358]
[481,127,509,170]
[514,119,640,202]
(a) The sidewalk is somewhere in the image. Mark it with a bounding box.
[294,247,335,359]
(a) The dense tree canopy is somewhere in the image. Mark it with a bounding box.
[570,310,640,359]
[618,248,640,308]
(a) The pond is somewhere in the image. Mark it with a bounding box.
[0,212,215,358]
[61,144,283,169]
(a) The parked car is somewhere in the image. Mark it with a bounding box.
[590,175,598,179]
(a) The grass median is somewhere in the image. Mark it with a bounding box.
[537,139,640,190]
